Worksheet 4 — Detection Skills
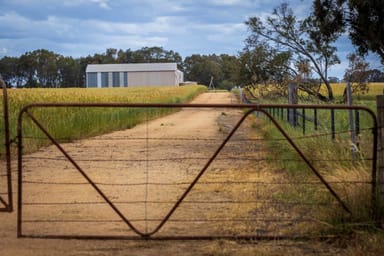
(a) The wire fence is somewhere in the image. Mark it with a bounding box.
[242,89,365,139]
[16,103,378,240]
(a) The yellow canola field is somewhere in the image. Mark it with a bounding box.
[319,82,384,96]
[0,85,206,155]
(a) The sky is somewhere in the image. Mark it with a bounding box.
[0,0,382,79]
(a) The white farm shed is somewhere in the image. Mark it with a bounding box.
[85,63,184,88]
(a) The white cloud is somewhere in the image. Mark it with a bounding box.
[0,12,30,32]
[197,23,246,40]
[78,16,181,37]
[208,0,251,5]
[0,11,174,40]
[0,11,176,56]
[61,35,168,57]
[0,48,8,55]
[5,0,110,9]
[62,0,90,6]
[145,0,187,12]
[293,2,313,19]
[91,0,110,9]
[0,7,253,59]
[0,12,75,42]
[61,0,111,9]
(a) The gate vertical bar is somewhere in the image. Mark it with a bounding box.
[376,95,384,222]
[280,107,284,121]
[302,108,306,135]
[355,110,360,149]
[331,109,335,140]
[1,79,12,212]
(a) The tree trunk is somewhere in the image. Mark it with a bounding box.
[297,84,328,102]
[324,80,334,101]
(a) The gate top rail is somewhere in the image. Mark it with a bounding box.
[19,102,378,117]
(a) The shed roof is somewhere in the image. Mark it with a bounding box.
[86,63,179,73]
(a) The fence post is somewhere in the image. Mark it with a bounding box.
[376,95,384,217]
[288,83,298,126]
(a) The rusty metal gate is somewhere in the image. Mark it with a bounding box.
[16,102,378,240]
[0,80,13,212]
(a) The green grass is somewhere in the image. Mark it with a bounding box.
[242,83,381,233]
[0,85,206,156]
[251,119,376,240]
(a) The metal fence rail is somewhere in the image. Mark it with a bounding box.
[242,89,362,138]
[16,102,378,240]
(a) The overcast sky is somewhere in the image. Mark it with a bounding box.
[0,0,382,78]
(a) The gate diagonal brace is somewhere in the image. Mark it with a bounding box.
[17,106,253,238]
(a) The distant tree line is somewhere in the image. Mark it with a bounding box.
[0,47,244,89]
[1,45,382,90]
[0,47,183,88]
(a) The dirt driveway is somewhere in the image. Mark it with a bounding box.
[0,92,352,255]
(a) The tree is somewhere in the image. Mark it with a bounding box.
[343,53,370,96]
[328,76,340,83]
[245,3,340,101]
[104,48,118,63]
[32,49,61,87]
[183,54,224,87]
[219,54,241,89]
[116,49,134,63]
[183,54,241,89]
[57,56,82,87]
[311,0,384,63]
[0,56,20,87]
[240,45,292,96]
[367,69,384,83]
[130,47,183,67]
[216,54,241,90]
[78,56,93,86]
[239,44,272,87]
[18,51,38,87]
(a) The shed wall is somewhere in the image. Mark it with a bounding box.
[128,71,177,86]
[85,63,183,88]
